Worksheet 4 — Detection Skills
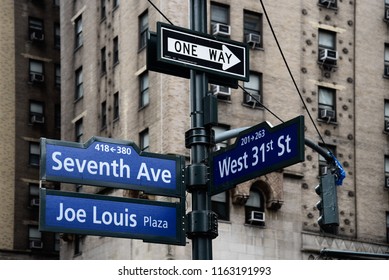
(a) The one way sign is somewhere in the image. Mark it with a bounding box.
[157,22,249,81]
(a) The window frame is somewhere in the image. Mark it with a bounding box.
[318,0,337,9]
[139,10,149,50]
[113,92,119,120]
[54,23,60,49]
[55,64,61,88]
[139,128,149,151]
[101,101,107,129]
[75,118,83,143]
[243,72,262,108]
[29,17,44,41]
[318,28,337,66]
[139,72,149,108]
[113,36,119,65]
[211,191,230,221]
[74,15,83,49]
[101,47,106,74]
[243,10,262,49]
[319,144,336,176]
[29,142,40,166]
[29,59,44,83]
[244,187,265,226]
[29,100,45,124]
[75,66,83,100]
[318,86,336,122]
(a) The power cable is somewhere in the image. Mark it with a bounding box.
[238,84,284,124]
[147,0,174,25]
[258,0,329,149]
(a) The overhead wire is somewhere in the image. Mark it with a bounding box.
[147,0,328,150]
[258,0,329,149]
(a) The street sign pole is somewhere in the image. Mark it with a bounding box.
[186,0,215,260]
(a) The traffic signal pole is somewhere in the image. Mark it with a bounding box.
[185,0,217,260]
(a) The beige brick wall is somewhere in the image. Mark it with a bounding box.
[0,0,15,250]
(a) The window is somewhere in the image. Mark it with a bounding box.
[30,101,45,124]
[29,17,44,41]
[55,104,61,129]
[101,47,106,74]
[113,92,119,120]
[75,67,83,100]
[29,226,42,249]
[101,0,106,20]
[244,72,262,107]
[139,11,148,50]
[213,124,229,150]
[384,44,389,77]
[139,129,149,151]
[211,2,230,37]
[244,11,262,49]
[113,36,119,64]
[318,0,337,9]
[113,0,119,9]
[29,142,40,166]
[245,187,265,226]
[386,1,389,21]
[318,29,337,65]
[53,0,60,7]
[318,86,336,122]
[29,183,40,207]
[139,72,149,108]
[75,15,83,49]
[211,192,229,221]
[75,118,83,143]
[29,60,44,83]
[101,101,107,129]
[319,144,336,176]
[55,64,61,88]
[385,156,389,188]
[54,23,60,48]
[386,212,389,243]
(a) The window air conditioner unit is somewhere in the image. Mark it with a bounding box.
[245,93,260,105]
[31,114,45,124]
[30,73,44,83]
[212,23,231,36]
[30,197,40,207]
[385,176,389,189]
[30,31,44,41]
[211,84,231,96]
[30,240,43,249]
[319,48,338,62]
[320,109,335,119]
[249,211,265,223]
[246,33,261,48]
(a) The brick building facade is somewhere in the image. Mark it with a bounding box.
[54,0,389,260]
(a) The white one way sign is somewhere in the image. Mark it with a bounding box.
[167,38,241,71]
[158,22,249,81]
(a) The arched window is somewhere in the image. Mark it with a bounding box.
[245,187,265,226]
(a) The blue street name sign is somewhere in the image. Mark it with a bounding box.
[40,137,185,197]
[39,189,186,246]
[157,22,249,81]
[210,116,305,195]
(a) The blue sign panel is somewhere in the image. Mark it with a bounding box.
[210,116,305,195]
[40,137,185,197]
[39,189,186,246]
